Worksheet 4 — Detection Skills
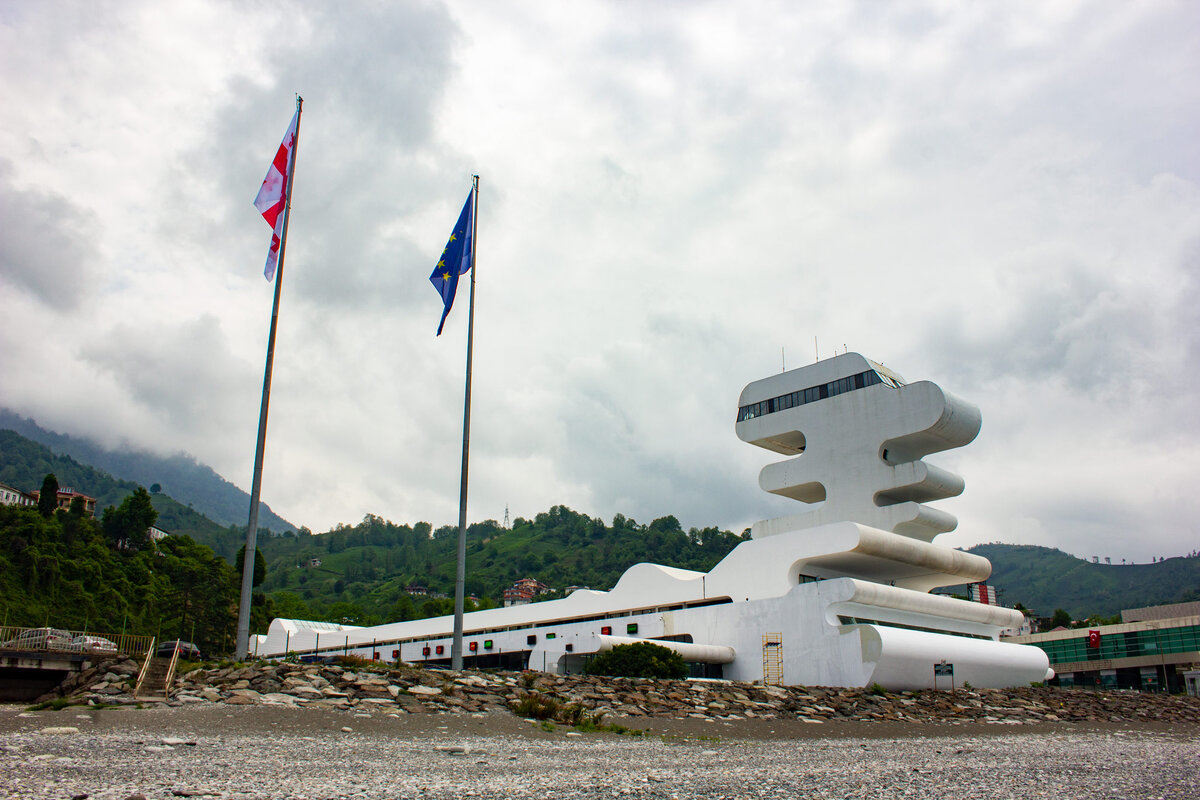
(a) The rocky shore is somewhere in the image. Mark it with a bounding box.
[7,658,1200,799]
[43,655,1200,728]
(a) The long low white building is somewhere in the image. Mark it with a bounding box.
[259,353,1051,690]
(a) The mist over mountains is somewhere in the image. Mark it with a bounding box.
[0,409,295,534]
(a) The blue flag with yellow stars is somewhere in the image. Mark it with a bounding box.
[430,188,475,335]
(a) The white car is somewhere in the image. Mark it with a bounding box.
[69,635,119,653]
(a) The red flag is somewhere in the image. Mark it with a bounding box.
[1087,629,1101,648]
[254,110,299,281]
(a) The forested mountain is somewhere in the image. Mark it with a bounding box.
[0,430,226,543]
[957,544,1200,620]
[0,411,294,533]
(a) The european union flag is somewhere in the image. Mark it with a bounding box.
[430,188,475,335]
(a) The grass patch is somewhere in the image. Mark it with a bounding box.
[27,697,73,711]
[334,654,376,669]
[606,723,644,736]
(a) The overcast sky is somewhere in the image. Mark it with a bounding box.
[2,1,1197,564]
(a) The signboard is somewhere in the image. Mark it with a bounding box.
[934,662,954,676]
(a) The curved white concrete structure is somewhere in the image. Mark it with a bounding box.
[261,353,1049,690]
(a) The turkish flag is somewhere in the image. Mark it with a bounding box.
[1087,629,1101,648]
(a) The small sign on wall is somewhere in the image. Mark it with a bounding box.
[933,660,955,691]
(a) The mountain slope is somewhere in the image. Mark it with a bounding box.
[0,410,294,533]
[963,543,1200,619]
[0,429,227,544]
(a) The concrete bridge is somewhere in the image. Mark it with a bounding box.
[0,627,152,701]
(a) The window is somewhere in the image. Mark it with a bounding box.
[737,370,895,422]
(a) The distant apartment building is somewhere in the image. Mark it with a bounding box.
[503,577,552,607]
[0,482,33,508]
[29,487,97,517]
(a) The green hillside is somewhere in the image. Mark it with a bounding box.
[961,543,1200,619]
[0,429,226,543]
[0,410,294,533]
[254,507,749,626]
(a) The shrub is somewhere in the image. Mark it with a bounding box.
[511,692,561,720]
[867,682,887,696]
[334,654,375,669]
[584,642,687,680]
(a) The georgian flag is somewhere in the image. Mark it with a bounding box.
[253,110,299,281]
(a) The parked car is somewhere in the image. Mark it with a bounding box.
[0,627,73,651]
[69,634,119,653]
[156,639,202,660]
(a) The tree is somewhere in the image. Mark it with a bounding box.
[1049,608,1072,629]
[38,473,59,517]
[150,483,161,494]
[387,594,417,622]
[101,487,158,551]
[271,590,312,620]
[324,601,367,625]
[158,534,237,650]
[235,545,267,587]
[585,642,687,680]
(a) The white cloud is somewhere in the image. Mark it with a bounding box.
[1,0,1197,562]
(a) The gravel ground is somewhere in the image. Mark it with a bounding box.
[0,703,1197,800]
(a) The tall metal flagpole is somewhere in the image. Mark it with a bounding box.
[236,95,303,659]
[451,174,480,671]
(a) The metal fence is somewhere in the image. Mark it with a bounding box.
[0,625,152,658]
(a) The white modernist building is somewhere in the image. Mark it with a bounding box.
[259,353,1051,689]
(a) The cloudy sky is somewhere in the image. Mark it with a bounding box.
[1,1,1197,564]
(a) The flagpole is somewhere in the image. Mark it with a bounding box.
[451,174,479,671]
[236,95,303,660]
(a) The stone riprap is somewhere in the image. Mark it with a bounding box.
[41,657,1200,727]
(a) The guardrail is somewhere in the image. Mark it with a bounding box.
[0,625,153,658]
